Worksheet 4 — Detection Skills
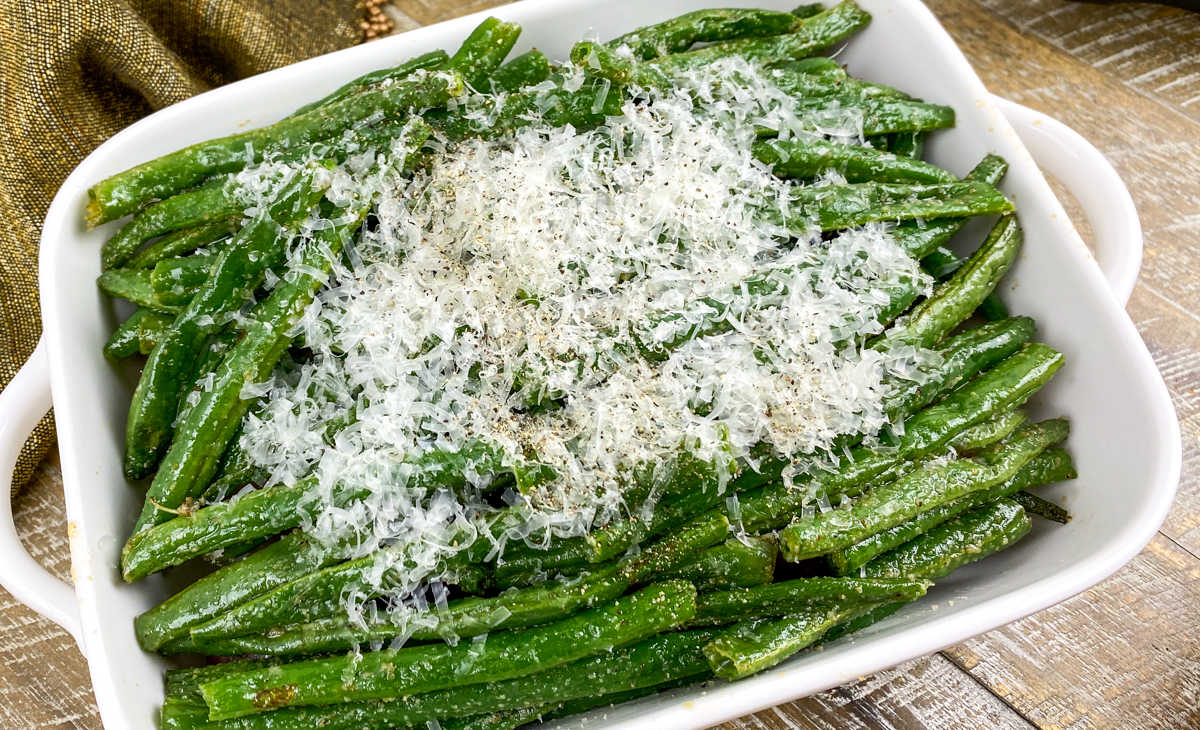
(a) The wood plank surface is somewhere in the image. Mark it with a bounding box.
[2,1,1197,727]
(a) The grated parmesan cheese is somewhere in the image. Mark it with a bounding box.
[235,55,935,628]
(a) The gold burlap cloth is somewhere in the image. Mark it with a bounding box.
[0,0,390,494]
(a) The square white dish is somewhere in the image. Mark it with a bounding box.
[4,0,1180,727]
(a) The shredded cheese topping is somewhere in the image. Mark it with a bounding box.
[234,58,934,627]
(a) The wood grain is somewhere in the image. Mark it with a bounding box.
[1,1,1197,728]
[944,535,1200,729]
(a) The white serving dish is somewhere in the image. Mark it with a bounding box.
[0,1,1179,727]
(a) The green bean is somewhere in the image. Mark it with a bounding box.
[427,79,623,142]
[770,54,844,76]
[1011,490,1071,523]
[768,64,913,101]
[886,317,1035,416]
[880,215,1021,350]
[103,119,425,271]
[97,269,181,315]
[127,219,237,270]
[584,467,734,565]
[489,49,551,93]
[187,507,725,656]
[290,50,450,117]
[791,3,826,19]
[571,39,914,111]
[772,95,955,136]
[134,531,339,651]
[950,409,1028,453]
[921,245,963,279]
[620,513,731,586]
[647,2,871,74]
[104,308,167,360]
[134,438,667,584]
[121,166,326,481]
[137,309,174,355]
[925,245,1010,321]
[703,604,870,679]
[710,316,1036,519]
[86,70,463,226]
[101,180,237,270]
[151,253,213,307]
[890,131,925,160]
[978,293,1010,321]
[491,552,589,590]
[516,318,1037,580]
[690,577,927,628]
[182,565,625,656]
[664,536,777,591]
[167,659,283,703]
[863,498,1032,581]
[607,8,801,60]
[754,138,956,184]
[782,180,1013,232]
[169,330,245,425]
[636,198,1016,364]
[778,419,1068,562]
[828,447,1075,575]
[736,343,1064,534]
[199,581,698,720]
[128,121,429,527]
[453,708,547,730]
[494,461,721,581]
[446,17,522,90]
[168,631,716,730]
[122,438,531,580]
[185,542,487,642]
[892,154,1008,259]
[200,425,270,502]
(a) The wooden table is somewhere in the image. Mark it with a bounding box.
[3,1,1197,727]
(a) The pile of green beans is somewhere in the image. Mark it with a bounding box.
[89,5,1078,728]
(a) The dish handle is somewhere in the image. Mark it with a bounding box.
[993,96,1143,305]
[0,338,84,650]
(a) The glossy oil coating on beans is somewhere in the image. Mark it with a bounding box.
[755,137,957,184]
[608,8,801,60]
[690,577,928,628]
[104,308,169,360]
[171,631,715,730]
[489,49,552,93]
[121,168,325,483]
[704,604,869,679]
[290,50,450,118]
[863,498,1032,582]
[199,581,698,720]
[134,532,338,652]
[648,2,870,73]
[778,419,1068,562]
[187,505,729,656]
[828,447,1075,575]
[950,409,1029,453]
[664,536,778,591]
[126,219,237,270]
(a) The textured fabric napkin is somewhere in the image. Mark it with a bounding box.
[0,0,389,493]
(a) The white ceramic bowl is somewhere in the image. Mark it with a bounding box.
[0,1,1179,728]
